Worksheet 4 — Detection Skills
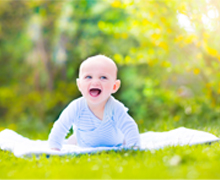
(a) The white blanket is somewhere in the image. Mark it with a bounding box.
[0,127,219,157]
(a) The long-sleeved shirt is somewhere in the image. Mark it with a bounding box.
[48,96,140,150]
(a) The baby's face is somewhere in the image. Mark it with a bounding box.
[77,56,120,107]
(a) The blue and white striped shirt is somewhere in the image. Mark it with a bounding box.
[48,96,140,150]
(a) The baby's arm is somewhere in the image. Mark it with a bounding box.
[116,109,140,148]
[48,101,76,150]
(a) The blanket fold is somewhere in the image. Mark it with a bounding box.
[0,127,219,157]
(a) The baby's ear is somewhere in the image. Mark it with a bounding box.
[76,78,81,91]
[112,79,121,93]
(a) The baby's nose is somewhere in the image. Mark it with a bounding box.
[91,79,100,85]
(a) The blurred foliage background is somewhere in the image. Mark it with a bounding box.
[0,0,220,138]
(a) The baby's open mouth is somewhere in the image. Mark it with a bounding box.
[89,88,102,97]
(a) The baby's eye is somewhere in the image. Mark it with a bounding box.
[100,76,107,80]
[85,76,92,79]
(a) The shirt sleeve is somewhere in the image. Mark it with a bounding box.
[114,101,141,148]
[48,100,77,150]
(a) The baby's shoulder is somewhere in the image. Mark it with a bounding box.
[108,96,128,114]
[66,96,85,111]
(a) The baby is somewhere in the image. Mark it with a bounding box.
[48,55,140,150]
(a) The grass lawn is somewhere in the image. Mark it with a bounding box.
[1,143,220,179]
[1,119,220,179]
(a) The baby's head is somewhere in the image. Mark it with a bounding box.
[77,55,121,106]
[79,55,118,79]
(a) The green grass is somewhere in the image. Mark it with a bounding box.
[1,143,220,179]
[1,118,220,179]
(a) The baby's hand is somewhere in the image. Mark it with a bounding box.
[132,146,139,150]
[51,148,60,151]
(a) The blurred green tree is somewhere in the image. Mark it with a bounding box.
[0,0,136,132]
[0,0,220,133]
[99,0,220,128]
